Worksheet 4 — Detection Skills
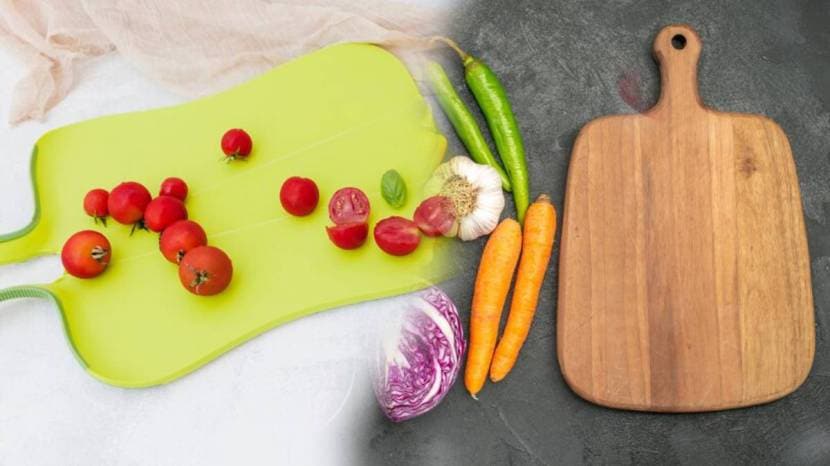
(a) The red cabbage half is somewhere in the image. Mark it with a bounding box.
[372,287,466,422]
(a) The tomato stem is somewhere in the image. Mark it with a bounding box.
[90,246,109,263]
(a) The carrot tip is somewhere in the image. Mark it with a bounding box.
[469,392,479,400]
[536,193,552,203]
[489,373,505,383]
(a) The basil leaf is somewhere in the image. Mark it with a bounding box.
[381,169,407,209]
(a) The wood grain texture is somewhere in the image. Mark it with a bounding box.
[557,25,814,412]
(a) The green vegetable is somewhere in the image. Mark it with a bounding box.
[434,37,530,223]
[425,61,512,192]
[381,169,407,208]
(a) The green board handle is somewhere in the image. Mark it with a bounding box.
[0,284,89,368]
[0,285,52,302]
[0,145,46,266]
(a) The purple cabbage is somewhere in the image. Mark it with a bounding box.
[372,287,466,422]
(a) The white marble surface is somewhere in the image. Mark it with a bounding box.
[0,44,412,466]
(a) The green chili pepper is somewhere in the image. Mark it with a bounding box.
[434,37,531,223]
[426,61,512,192]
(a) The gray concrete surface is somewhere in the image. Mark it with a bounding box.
[363,0,830,464]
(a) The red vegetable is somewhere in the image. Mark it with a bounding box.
[374,216,421,256]
[326,222,369,250]
[159,177,188,201]
[413,196,458,237]
[144,195,188,232]
[179,246,233,296]
[329,187,370,224]
[221,128,252,161]
[61,230,111,279]
[83,189,109,225]
[108,181,152,226]
[159,220,208,263]
[280,176,319,216]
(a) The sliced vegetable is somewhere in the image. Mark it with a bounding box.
[435,37,530,223]
[425,60,511,191]
[465,218,522,398]
[373,287,465,422]
[413,195,457,237]
[61,230,111,279]
[380,169,407,209]
[490,195,557,382]
[374,216,420,256]
[326,222,368,250]
[328,187,370,224]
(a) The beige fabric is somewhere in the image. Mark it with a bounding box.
[0,0,445,124]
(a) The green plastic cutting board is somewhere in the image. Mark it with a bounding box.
[0,43,452,387]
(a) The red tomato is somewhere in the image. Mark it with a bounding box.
[83,189,109,224]
[328,187,370,224]
[61,230,111,279]
[280,176,319,216]
[413,196,458,237]
[144,195,188,232]
[159,220,208,263]
[326,222,368,250]
[374,216,421,256]
[108,181,151,225]
[221,128,252,160]
[179,246,233,296]
[159,177,188,201]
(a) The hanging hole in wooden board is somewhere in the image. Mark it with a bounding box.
[671,34,687,50]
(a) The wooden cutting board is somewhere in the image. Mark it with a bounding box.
[557,25,814,412]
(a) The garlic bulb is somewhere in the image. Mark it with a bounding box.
[425,156,505,241]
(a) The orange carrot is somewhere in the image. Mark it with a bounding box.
[490,195,557,382]
[465,218,522,397]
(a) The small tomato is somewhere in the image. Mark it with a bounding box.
[374,216,421,256]
[326,222,369,250]
[179,246,233,296]
[159,220,208,263]
[144,195,188,232]
[61,230,112,279]
[83,189,109,225]
[159,177,188,201]
[280,176,319,216]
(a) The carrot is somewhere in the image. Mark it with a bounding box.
[490,195,557,382]
[465,218,522,398]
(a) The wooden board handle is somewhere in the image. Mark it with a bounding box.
[652,24,704,113]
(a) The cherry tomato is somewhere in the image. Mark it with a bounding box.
[179,246,233,296]
[159,220,207,263]
[326,222,368,250]
[374,216,421,256]
[328,187,370,224]
[159,177,188,201]
[221,128,252,160]
[143,195,188,232]
[280,176,319,216]
[413,195,458,237]
[83,188,109,225]
[108,181,151,225]
[61,230,111,279]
